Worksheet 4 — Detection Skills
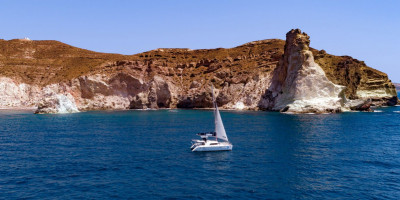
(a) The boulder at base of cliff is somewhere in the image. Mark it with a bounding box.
[346,99,372,112]
[35,94,80,114]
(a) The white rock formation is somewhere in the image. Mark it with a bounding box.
[35,94,79,114]
[0,77,80,113]
[0,77,40,109]
[259,29,346,113]
[356,89,396,98]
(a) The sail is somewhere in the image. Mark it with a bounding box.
[214,106,228,141]
[211,85,229,142]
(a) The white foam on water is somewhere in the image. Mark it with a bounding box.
[282,112,295,115]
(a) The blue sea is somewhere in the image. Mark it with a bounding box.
[1,105,400,199]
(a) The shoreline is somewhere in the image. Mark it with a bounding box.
[1,105,398,115]
[0,107,36,111]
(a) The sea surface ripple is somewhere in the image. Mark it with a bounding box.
[1,106,400,199]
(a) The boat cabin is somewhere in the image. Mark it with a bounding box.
[196,132,216,141]
[196,132,216,137]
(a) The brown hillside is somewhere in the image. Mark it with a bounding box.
[0,38,395,99]
[0,39,127,85]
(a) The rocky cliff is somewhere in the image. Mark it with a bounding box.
[0,30,397,114]
[259,29,346,113]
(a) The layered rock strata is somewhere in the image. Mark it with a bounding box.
[0,30,397,114]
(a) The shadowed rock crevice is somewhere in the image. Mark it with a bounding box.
[129,76,172,109]
[177,92,213,109]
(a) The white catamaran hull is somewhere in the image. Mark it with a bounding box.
[191,142,233,152]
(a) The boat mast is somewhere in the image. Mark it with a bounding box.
[211,84,218,142]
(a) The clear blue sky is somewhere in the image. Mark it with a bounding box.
[1,0,399,82]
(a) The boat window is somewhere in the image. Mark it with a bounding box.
[210,143,218,145]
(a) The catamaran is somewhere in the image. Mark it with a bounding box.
[190,86,233,152]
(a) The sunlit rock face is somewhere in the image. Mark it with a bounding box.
[0,77,80,113]
[75,74,146,111]
[259,29,346,113]
[0,77,40,108]
[129,76,175,109]
[0,29,397,114]
[34,73,178,113]
[35,94,79,114]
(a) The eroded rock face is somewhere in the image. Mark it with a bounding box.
[0,77,41,108]
[0,77,79,113]
[259,29,346,113]
[313,50,397,103]
[129,76,174,109]
[75,74,137,110]
[35,94,79,114]
[176,74,271,110]
[0,29,397,114]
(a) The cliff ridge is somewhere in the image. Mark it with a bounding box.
[0,31,396,113]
